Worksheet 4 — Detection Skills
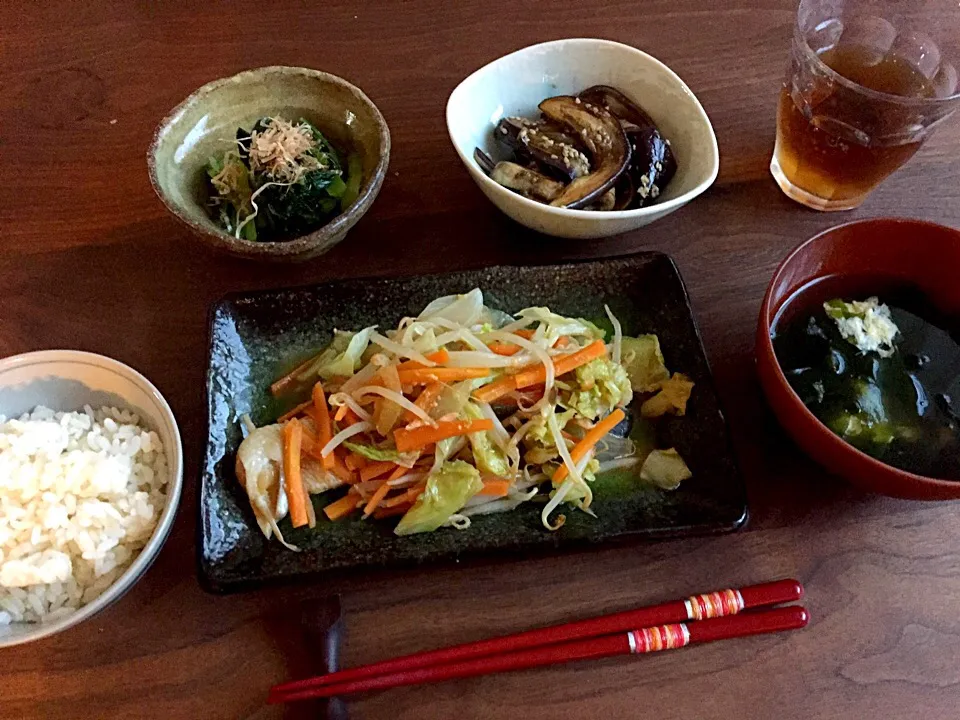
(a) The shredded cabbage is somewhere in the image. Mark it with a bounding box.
[394,460,484,536]
[464,403,511,477]
[640,373,694,418]
[417,289,484,326]
[565,358,632,420]
[620,335,670,392]
[343,441,420,467]
[507,308,602,345]
[304,326,376,380]
[640,448,692,489]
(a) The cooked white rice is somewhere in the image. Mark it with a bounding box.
[0,405,168,624]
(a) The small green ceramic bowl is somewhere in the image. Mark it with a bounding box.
[148,66,390,262]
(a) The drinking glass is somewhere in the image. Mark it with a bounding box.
[771,0,960,211]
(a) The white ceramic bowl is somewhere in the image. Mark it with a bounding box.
[446,38,720,239]
[0,351,183,647]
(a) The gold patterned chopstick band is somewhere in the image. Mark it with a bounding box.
[684,589,744,621]
[628,624,691,653]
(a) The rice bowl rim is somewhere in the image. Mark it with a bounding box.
[0,350,184,648]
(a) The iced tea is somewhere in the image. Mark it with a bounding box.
[775,46,935,207]
[771,0,960,211]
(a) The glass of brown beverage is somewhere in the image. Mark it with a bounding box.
[772,0,960,211]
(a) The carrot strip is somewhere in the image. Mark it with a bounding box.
[552,408,626,484]
[277,400,312,423]
[396,349,450,371]
[270,352,322,396]
[394,419,494,453]
[487,341,522,356]
[344,453,368,471]
[282,419,309,528]
[323,491,360,521]
[513,329,536,340]
[396,367,490,385]
[480,479,511,497]
[374,503,413,519]
[330,453,358,485]
[472,375,517,404]
[514,339,607,389]
[359,461,396,483]
[403,382,445,422]
[386,463,411,481]
[383,491,415,508]
[334,404,349,422]
[340,408,362,428]
[401,481,427,503]
[300,426,323,461]
[554,335,572,348]
[312,382,334,470]
[363,482,392,516]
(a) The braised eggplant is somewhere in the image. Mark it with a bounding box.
[473,147,497,174]
[579,86,677,207]
[489,161,565,203]
[622,120,677,207]
[494,117,590,182]
[613,173,636,210]
[587,188,617,211]
[473,85,675,211]
[538,96,631,209]
[579,86,658,129]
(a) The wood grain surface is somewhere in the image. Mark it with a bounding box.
[2,1,959,718]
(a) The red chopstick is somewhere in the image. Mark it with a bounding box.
[270,579,802,700]
[271,605,808,703]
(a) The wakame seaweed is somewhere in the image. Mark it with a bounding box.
[774,296,960,480]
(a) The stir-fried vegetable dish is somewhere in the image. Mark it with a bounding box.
[236,290,694,548]
[205,116,362,242]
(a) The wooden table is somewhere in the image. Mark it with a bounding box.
[2,1,959,718]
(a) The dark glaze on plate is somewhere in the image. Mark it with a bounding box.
[772,274,960,480]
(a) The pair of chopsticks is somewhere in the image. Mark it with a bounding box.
[269,578,806,704]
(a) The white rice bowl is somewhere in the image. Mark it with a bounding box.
[0,405,169,625]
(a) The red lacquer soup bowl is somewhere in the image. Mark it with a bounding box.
[756,218,960,500]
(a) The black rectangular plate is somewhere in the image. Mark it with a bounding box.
[200,254,748,593]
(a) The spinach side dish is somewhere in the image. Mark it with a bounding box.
[205,116,361,242]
